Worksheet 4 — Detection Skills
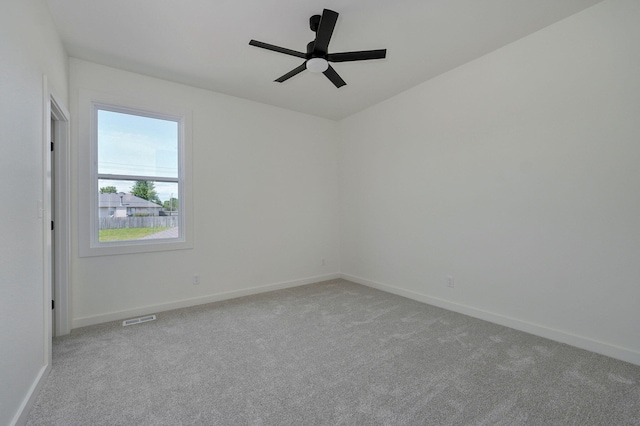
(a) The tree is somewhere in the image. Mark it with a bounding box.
[100,185,117,194]
[163,197,178,211]
[130,181,161,205]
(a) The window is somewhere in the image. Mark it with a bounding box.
[79,91,192,256]
[96,107,179,243]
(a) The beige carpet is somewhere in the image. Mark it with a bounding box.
[27,279,640,425]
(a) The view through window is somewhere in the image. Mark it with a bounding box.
[97,108,180,243]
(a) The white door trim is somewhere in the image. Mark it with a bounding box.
[52,91,71,337]
[43,76,71,344]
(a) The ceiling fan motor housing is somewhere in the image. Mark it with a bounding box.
[306,41,316,56]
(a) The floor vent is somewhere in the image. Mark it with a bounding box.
[122,315,156,326]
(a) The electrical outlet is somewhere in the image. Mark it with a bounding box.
[321,258,326,266]
[193,274,200,285]
[446,275,454,288]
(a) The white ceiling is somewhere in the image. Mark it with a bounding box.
[45,0,602,120]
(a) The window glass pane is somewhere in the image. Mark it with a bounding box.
[96,108,181,245]
[98,180,179,242]
[97,109,178,178]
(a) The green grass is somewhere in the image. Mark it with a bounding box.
[99,227,170,242]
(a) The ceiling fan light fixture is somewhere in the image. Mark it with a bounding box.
[306,58,329,73]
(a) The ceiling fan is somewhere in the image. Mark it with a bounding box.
[249,9,387,88]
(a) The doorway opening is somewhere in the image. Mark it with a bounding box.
[45,86,70,342]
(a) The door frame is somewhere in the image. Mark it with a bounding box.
[43,76,71,357]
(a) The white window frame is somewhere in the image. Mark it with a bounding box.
[78,90,193,257]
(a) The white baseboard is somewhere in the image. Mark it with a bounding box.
[72,273,341,329]
[70,271,640,366]
[10,364,50,426]
[340,273,640,367]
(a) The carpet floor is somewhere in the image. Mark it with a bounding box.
[27,279,640,425]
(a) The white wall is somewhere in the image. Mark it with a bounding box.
[0,0,68,424]
[69,59,340,327]
[339,0,640,365]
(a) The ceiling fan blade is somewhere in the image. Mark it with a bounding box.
[327,49,387,62]
[275,63,307,83]
[313,9,339,55]
[249,40,306,59]
[323,65,346,88]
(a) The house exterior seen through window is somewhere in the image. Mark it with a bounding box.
[96,107,181,244]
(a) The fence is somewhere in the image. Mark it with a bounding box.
[99,216,178,230]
